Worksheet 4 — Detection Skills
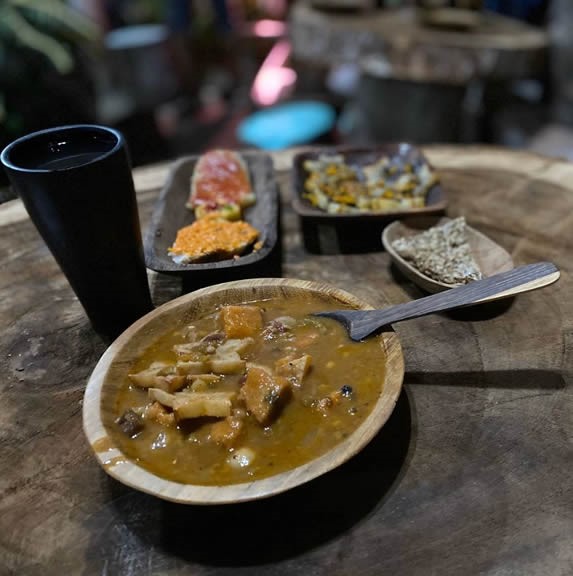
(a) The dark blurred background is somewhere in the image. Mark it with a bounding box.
[1,0,572,193]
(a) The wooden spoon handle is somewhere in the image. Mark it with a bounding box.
[349,262,560,340]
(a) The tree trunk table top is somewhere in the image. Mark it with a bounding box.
[0,146,571,575]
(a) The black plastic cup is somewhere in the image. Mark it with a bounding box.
[1,125,154,341]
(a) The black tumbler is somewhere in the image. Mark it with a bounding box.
[1,125,154,341]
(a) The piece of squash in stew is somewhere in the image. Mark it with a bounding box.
[239,365,291,425]
[221,305,263,339]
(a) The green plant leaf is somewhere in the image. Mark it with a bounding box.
[9,0,98,42]
[0,5,75,73]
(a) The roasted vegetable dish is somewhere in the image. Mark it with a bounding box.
[303,152,438,214]
[111,296,386,485]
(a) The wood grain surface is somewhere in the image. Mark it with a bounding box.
[0,146,572,576]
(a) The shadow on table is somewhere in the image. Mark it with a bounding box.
[407,369,566,390]
[102,388,414,569]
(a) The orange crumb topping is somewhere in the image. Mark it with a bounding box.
[169,213,259,262]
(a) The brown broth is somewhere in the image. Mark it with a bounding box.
[109,296,386,485]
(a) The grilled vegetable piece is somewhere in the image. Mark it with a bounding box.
[188,149,255,213]
[173,391,235,419]
[240,365,290,425]
[221,305,263,339]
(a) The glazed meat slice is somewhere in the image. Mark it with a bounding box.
[188,149,255,213]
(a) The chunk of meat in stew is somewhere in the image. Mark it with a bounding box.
[239,365,291,425]
[116,409,144,437]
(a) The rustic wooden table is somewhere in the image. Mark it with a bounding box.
[0,147,571,575]
[290,4,548,80]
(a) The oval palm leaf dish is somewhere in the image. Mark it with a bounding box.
[382,216,514,293]
[83,278,404,505]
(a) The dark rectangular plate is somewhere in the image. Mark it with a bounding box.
[144,152,281,288]
[292,144,447,254]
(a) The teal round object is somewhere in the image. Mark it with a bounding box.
[237,101,336,150]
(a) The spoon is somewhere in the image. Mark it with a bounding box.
[317,261,560,341]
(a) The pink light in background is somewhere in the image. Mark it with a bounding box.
[251,40,297,107]
[262,39,290,67]
[253,19,286,38]
[252,68,297,106]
